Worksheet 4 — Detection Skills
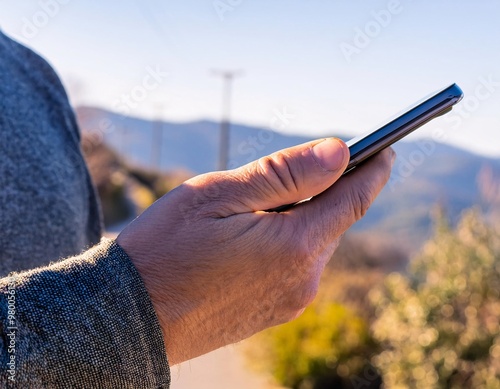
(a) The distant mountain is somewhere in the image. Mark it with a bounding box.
[76,106,313,174]
[76,106,500,252]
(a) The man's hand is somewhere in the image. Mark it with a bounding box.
[117,138,395,365]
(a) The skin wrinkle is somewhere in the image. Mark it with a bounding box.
[216,214,266,244]
[212,188,254,218]
[294,150,394,245]
[216,167,272,214]
[347,156,392,222]
[257,156,289,199]
[280,152,301,195]
[188,176,241,218]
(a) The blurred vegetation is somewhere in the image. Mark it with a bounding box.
[246,286,381,389]
[81,133,192,227]
[247,208,499,389]
[371,209,500,388]
[246,235,406,389]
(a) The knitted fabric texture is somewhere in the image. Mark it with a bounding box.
[0,31,171,387]
[0,30,101,275]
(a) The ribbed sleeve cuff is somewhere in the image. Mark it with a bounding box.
[0,238,170,388]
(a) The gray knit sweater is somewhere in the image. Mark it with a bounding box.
[0,31,170,387]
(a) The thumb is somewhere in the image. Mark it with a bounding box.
[220,138,349,213]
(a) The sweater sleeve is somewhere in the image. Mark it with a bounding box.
[0,238,171,389]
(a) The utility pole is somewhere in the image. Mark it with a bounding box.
[211,69,243,170]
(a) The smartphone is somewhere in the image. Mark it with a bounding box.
[267,83,464,212]
[344,83,463,174]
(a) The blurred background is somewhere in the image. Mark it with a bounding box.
[1,0,499,387]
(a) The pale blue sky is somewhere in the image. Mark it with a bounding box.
[1,0,499,156]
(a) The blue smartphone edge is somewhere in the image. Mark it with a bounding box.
[265,83,464,212]
[345,83,464,171]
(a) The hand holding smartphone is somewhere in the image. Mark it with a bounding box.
[267,83,464,212]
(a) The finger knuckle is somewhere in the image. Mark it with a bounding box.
[283,268,319,305]
[283,286,318,322]
[257,153,300,196]
[381,149,395,179]
[295,286,318,309]
[350,185,374,220]
[293,238,313,263]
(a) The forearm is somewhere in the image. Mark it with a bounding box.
[0,238,170,389]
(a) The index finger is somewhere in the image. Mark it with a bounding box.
[292,148,395,247]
